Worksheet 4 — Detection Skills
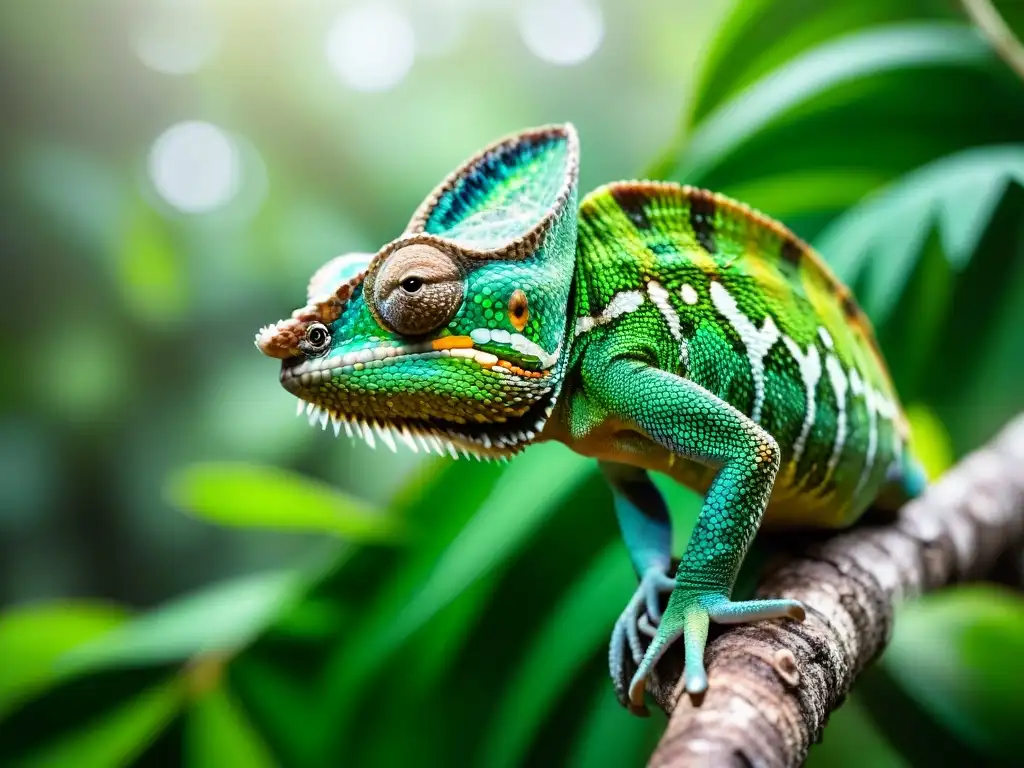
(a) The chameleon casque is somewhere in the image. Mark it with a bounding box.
[256,124,927,713]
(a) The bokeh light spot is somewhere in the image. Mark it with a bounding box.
[518,0,604,66]
[131,0,219,75]
[326,4,416,92]
[148,122,240,214]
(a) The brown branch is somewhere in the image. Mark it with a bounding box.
[646,413,1024,768]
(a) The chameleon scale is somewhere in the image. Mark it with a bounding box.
[256,124,926,713]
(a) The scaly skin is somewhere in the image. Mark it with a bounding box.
[255,124,926,714]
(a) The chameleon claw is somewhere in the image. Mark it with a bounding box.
[625,590,805,710]
[609,566,676,707]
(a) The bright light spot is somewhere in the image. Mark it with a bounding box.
[326,4,416,92]
[517,0,603,66]
[131,0,219,75]
[149,122,240,214]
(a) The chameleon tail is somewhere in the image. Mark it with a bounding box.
[875,450,929,510]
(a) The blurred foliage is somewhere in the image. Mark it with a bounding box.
[2,0,1024,766]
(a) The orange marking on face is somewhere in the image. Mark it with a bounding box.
[497,359,547,379]
[431,336,474,350]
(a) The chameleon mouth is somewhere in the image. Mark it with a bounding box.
[279,334,561,458]
[291,392,557,459]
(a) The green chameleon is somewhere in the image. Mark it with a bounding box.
[256,124,926,713]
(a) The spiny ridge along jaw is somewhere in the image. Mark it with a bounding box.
[293,393,557,460]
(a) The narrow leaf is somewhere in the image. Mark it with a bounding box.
[187,685,276,768]
[15,681,181,768]
[62,571,298,671]
[480,543,636,768]
[0,601,127,713]
[815,145,1024,321]
[676,23,991,183]
[383,443,594,652]
[166,461,402,541]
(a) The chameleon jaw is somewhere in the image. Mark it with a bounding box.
[279,335,561,458]
[293,394,558,460]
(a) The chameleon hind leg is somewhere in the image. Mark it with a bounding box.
[586,356,806,710]
[600,461,676,711]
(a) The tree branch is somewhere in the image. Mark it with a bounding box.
[646,413,1024,768]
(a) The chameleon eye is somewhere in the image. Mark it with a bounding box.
[508,289,529,332]
[300,322,331,356]
[371,243,464,336]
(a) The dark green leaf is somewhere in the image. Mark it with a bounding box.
[569,682,663,768]
[0,667,179,765]
[14,681,181,768]
[687,0,957,126]
[480,544,636,768]
[667,23,994,184]
[806,692,909,768]
[815,144,1024,321]
[883,585,1024,761]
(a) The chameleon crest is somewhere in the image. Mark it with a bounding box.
[257,125,926,714]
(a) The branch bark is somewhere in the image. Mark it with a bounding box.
[646,413,1024,768]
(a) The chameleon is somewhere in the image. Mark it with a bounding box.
[255,124,926,713]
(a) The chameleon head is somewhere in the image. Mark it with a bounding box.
[255,124,580,457]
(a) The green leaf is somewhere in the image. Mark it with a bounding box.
[14,680,181,768]
[687,0,957,126]
[186,685,276,768]
[480,543,636,768]
[806,692,909,768]
[0,601,128,713]
[883,586,1024,761]
[905,403,955,480]
[166,461,402,541]
[570,682,663,768]
[384,443,594,652]
[814,145,1024,321]
[0,667,179,766]
[316,446,592,749]
[63,571,299,671]
[665,23,993,184]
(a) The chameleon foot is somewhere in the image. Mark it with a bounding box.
[627,591,805,710]
[609,566,675,711]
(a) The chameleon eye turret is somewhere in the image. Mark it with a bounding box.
[367,242,464,336]
[257,124,928,716]
[299,322,331,357]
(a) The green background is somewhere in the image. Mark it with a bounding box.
[1,0,1023,765]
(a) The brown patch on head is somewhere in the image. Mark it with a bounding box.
[509,289,529,331]
[255,272,364,359]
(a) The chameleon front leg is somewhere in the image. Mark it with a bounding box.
[600,461,676,710]
[586,355,805,710]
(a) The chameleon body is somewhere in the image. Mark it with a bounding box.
[256,125,926,712]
